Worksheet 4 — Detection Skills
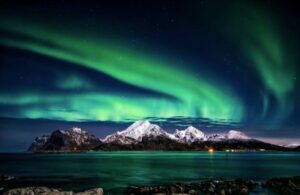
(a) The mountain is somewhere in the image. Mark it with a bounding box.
[28,127,101,152]
[101,120,170,144]
[205,130,249,141]
[101,122,250,144]
[226,130,250,140]
[28,121,291,152]
[190,139,288,151]
[95,135,191,151]
[206,133,227,141]
[96,135,287,151]
[96,121,288,151]
[293,145,300,151]
[28,135,49,152]
[173,126,206,143]
[284,143,300,148]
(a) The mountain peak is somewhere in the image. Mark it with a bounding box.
[102,121,254,145]
[227,130,249,140]
[28,127,101,152]
[29,123,289,152]
[185,126,200,132]
[206,133,226,141]
[70,127,84,133]
[125,120,151,133]
[174,126,206,143]
[103,120,167,143]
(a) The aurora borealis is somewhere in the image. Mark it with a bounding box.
[221,1,297,125]
[0,0,299,151]
[0,18,243,121]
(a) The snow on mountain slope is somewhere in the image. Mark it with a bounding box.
[284,143,300,148]
[206,130,250,141]
[120,120,165,140]
[102,120,252,144]
[226,130,250,140]
[102,120,168,143]
[174,126,206,143]
[206,133,227,141]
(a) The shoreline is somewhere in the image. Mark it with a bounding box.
[127,177,300,194]
[4,149,300,154]
[1,176,300,194]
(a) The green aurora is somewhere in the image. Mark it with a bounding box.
[0,18,243,122]
[0,1,298,127]
[222,2,297,123]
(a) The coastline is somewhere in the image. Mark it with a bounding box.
[2,176,300,194]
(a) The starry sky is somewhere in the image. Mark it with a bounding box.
[0,0,299,151]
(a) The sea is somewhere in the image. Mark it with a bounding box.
[1,151,300,194]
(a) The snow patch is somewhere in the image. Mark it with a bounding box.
[71,127,83,134]
[102,120,252,144]
[102,120,167,143]
[226,130,250,140]
[174,126,206,143]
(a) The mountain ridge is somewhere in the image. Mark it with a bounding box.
[28,120,290,152]
[101,120,252,144]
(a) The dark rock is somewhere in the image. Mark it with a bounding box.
[264,176,300,194]
[3,187,103,195]
[28,127,102,152]
[293,146,300,151]
[0,176,15,182]
[126,179,258,194]
[75,188,103,195]
[208,182,215,193]
[219,189,225,195]
[241,187,248,194]
[188,189,197,194]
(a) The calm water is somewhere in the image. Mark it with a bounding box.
[1,151,300,193]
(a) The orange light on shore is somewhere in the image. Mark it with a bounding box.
[208,147,214,153]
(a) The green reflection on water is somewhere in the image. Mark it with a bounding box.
[0,151,300,193]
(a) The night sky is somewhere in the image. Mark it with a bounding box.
[0,0,299,152]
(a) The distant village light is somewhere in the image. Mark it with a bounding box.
[208,147,214,153]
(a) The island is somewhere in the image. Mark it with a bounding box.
[28,120,294,153]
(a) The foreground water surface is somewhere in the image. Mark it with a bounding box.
[1,151,300,193]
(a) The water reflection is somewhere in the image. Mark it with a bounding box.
[0,152,300,193]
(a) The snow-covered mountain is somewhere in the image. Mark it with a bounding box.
[102,120,252,144]
[102,120,169,144]
[206,133,227,141]
[28,121,290,152]
[206,130,250,141]
[284,143,300,148]
[173,126,206,143]
[226,130,250,140]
